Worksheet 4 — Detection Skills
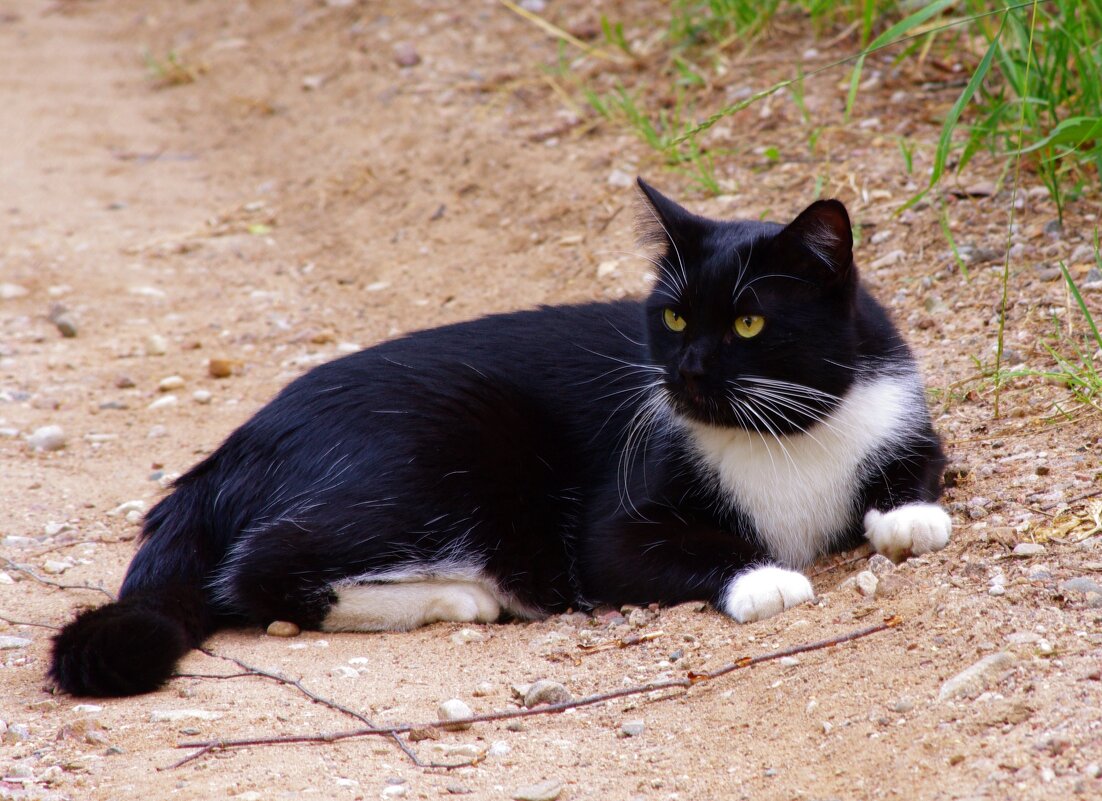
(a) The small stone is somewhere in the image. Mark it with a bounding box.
[429,742,485,759]
[988,585,1006,597]
[0,572,13,584]
[607,169,634,188]
[961,181,996,197]
[596,261,618,279]
[42,560,70,575]
[382,786,407,799]
[855,570,879,597]
[330,666,358,678]
[779,656,800,667]
[394,42,421,67]
[488,741,511,757]
[523,680,572,709]
[891,696,915,714]
[145,334,168,356]
[1012,542,1045,557]
[867,554,894,575]
[0,283,29,299]
[114,374,136,389]
[266,620,301,637]
[450,628,486,645]
[512,779,563,801]
[149,709,222,722]
[193,389,212,404]
[471,682,495,697]
[27,425,67,451]
[437,699,474,731]
[53,314,78,338]
[938,652,1015,701]
[0,636,32,649]
[6,764,34,780]
[1059,577,1102,595]
[870,250,904,269]
[147,394,178,410]
[1085,592,1102,608]
[446,784,473,795]
[72,704,102,714]
[208,357,242,378]
[621,720,645,737]
[158,375,185,392]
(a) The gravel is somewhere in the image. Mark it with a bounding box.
[266,621,301,637]
[1059,577,1102,595]
[512,779,563,801]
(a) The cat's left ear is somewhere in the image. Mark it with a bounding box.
[776,199,854,283]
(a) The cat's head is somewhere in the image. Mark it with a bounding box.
[637,178,861,435]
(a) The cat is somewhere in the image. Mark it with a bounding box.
[49,179,950,697]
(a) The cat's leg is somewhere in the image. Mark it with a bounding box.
[863,504,952,562]
[321,580,502,632]
[719,565,816,623]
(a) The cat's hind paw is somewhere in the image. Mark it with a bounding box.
[864,503,951,562]
[721,566,815,623]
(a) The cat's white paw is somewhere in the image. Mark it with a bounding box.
[864,503,952,562]
[721,566,815,623]
[428,583,501,624]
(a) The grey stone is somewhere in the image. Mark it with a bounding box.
[938,652,1015,701]
[0,636,32,649]
[437,699,474,731]
[1060,577,1102,595]
[1012,542,1045,557]
[523,680,572,708]
[621,720,645,737]
[26,425,66,451]
[512,780,563,801]
[855,571,879,597]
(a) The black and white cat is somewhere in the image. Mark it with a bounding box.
[50,180,950,696]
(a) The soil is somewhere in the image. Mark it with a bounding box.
[2,2,1100,800]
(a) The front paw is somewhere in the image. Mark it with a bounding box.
[864,503,952,562]
[721,566,815,623]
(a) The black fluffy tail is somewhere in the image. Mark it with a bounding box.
[49,462,228,697]
[48,583,210,696]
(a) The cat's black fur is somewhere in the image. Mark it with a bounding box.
[50,180,945,696]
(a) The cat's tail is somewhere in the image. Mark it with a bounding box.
[49,472,225,697]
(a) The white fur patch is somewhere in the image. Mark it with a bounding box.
[721,566,815,623]
[686,374,925,568]
[322,579,503,632]
[864,503,951,562]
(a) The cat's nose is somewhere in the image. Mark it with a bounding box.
[679,365,704,393]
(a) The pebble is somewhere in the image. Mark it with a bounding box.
[450,628,486,645]
[193,389,212,405]
[437,699,474,731]
[114,374,136,389]
[26,425,67,451]
[471,682,495,697]
[41,560,70,575]
[149,709,222,722]
[6,764,34,780]
[446,783,473,795]
[523,680,572,708]
[330,666,358,678]
[53,314,78,338]
[867,554,894,575]
[512,779,563,801]
[1012,542,1045,557]
[145,334,168,356]
[158,375,185,392]
[0,283,29,299]
[607,169,634,188]
[0,572,14,584]
[779,656,800,667]
[147,395,178,410]
[488,741,511,757]
[891,696,915,714]
[208,357,242,378]
[621,720,645,737]
[72,704,103,714]
[393,42,421,67]
[0,636,32,649]
[1059,577,1102,595]
[429,743,485,759]
[869,249,904,269]
[938,652,1015,701]
[382,786,407,799]
[266,620,301,637]
[855,570,879,597]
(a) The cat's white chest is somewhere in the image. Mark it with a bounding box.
[685,375,923,567]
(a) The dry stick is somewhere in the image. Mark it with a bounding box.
[1,558,115,600]
[167,649,437,770]
[173,618,899,766]
[0,615,60,630]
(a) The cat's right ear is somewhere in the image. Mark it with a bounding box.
[635,178,706,256]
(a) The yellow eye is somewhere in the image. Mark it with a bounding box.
[733,315,765,338]
[663,308,687,332]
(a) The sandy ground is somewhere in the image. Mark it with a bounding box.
[2,2,1101,800]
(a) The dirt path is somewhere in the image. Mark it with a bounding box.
[2,3,1100,800]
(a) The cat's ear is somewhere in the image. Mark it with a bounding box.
[635,178,706,255]
[776,199,854,283]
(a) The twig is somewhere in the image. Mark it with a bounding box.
[173,618,898,764]
[578,630,663,655]
[0,615,60,630]
[498,0,626,64]
[186,649,441,769]
[29,538,118,559]
[1,558,115,600]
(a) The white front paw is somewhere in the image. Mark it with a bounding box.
[864,503,952,561]
[721,566,815,623]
